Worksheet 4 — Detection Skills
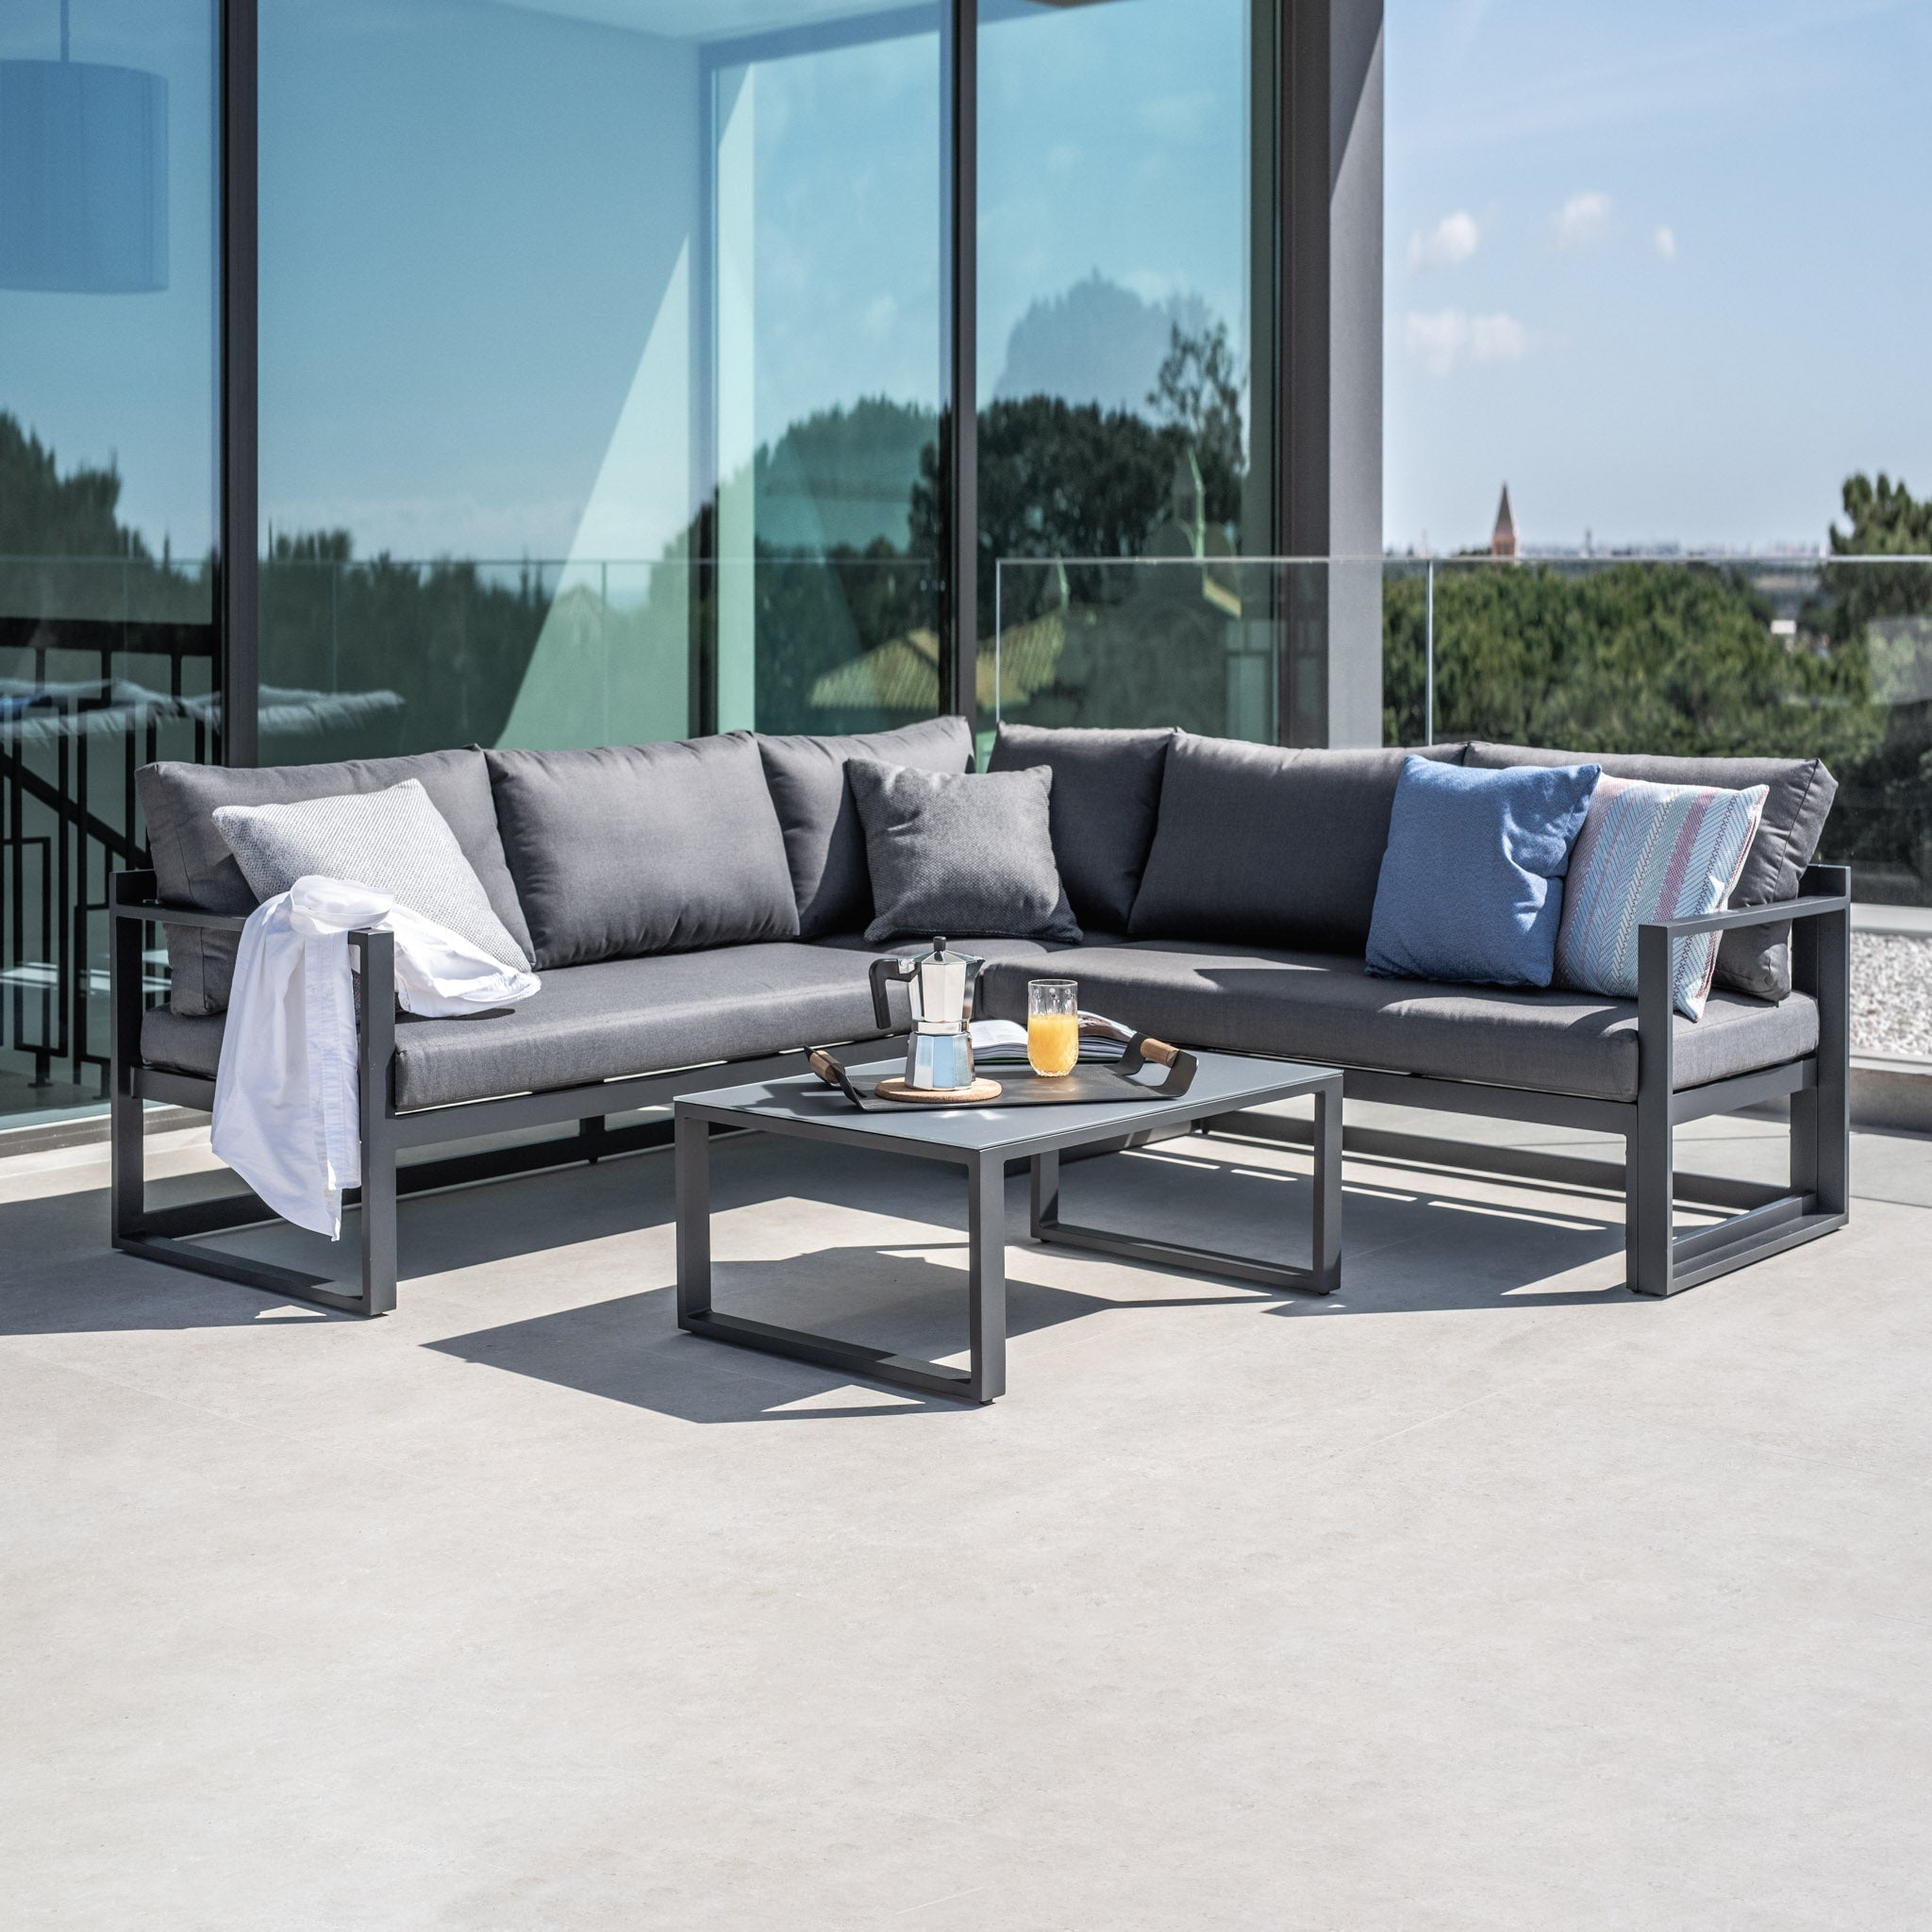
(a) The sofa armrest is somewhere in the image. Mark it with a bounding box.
[1635,863,1849,1114]
[110,868,253,934]
[1636,871,1850,944]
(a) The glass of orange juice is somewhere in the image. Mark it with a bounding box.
[1026,978,1079,1076]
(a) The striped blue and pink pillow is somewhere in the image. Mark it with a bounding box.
[1554,776,1769,1020]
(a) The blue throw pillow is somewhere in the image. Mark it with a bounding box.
[1366,757,1600,988]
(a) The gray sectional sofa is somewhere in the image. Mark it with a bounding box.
[111,717,1850,1318]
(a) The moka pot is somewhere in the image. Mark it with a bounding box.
[868,937,986,1091]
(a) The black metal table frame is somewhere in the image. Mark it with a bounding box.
[674,1064,1344,1405]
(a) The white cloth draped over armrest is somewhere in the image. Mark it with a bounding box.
[210,875,540,1241]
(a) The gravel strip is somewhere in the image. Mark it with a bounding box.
[1851,932,1932,1060]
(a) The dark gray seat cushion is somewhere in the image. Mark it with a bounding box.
[486,734,797,969]
[986,723,1175,932]
[848,759,1080,943]
[136,747,533,1017]
[757,717,973,938]
[976,941,1819,1103]
[1129,736,1466,952]
[142,928,1819,1110]
[142,942,899,1111]
[1465,742,1836,1002]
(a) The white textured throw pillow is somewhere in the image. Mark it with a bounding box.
[213,779,531,970]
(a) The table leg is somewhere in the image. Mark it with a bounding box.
[1312,1075,1342,1294]
[969,1151,1008,1404]
[1029,1148,1059,1238]
[1029,1096,1340,1296]
[675,1108,711,1327]
[674,1117,988,1403]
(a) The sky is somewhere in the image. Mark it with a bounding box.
[8,0,1932,567]
[1385,0,1932,554]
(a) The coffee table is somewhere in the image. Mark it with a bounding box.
[673,1051,1342,1405]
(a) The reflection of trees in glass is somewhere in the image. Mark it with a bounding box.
[918,314,1246,633]
[259,530,549,762]
[0,412,209,625]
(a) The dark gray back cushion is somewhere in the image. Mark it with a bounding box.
[757,717,974,938]
[487,733,798,968]
[137,746,533,1016]
[1466,742,1836,1000]
[986,723,1175,932]
[1128,735,1467,953]
[847,759,1081,944]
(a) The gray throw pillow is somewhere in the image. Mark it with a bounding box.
[486,733,799,968]
[757,717,974,937]
[136,745,532,1015]
[847,759,1081,944]
[212,779,532,969]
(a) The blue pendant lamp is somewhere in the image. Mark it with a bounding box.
[0,0,169,292]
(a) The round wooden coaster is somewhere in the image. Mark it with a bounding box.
[874,1075,1004,1106]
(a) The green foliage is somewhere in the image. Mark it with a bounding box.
[1811,473,1932,883]
[1383,560,1881,770]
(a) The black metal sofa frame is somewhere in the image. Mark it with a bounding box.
[108,862,1851,1317]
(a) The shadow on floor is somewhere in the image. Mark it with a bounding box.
[3,1132,1657,1361]
[424,1250,1172,1424]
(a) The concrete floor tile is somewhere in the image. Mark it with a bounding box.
[3,1119,1930,1929]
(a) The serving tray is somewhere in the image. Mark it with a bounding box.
[808,1036,1198,1111]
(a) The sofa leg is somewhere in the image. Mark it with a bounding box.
[355,928,400,1317]
[1627,1116,1677,1296]
[109,901,147,1253]
[1630,925,1677,1296]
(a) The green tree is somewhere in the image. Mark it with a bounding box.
[1812,472,1932,885]
[1383,559,1878,773]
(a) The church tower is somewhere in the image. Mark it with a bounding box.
[1491,484,1519,558]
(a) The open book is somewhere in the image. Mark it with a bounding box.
[968,1011,1135,1067]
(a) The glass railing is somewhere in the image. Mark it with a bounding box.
[257,550,944,761]
[992,553,1932,911]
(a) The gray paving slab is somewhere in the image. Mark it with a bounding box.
[3,1119,1929,1929]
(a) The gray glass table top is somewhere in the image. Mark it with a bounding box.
[675,1050,1343,1158]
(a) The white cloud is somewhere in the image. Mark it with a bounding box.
[1407,209,1481,271]
[1137,88,1217,142]
[1404,308,1530,377]
[1654,224,1677,260]
[1553,190,1611,248]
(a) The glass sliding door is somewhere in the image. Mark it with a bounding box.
[976,0,1275,740]
[258,0,946,763]
[0,0,217,1125]
[705,8,944,736]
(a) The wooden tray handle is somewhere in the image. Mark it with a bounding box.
[1138,1037,1182,1067]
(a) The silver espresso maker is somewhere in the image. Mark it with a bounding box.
[869,937,985,1091]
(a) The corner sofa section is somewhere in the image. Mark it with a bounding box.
[113,717,1849,1321]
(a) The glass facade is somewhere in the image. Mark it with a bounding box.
[0,0,217,1126]
[0,0,1294,1134]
